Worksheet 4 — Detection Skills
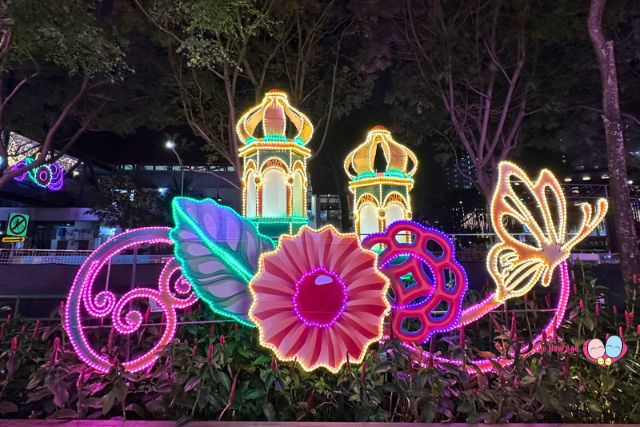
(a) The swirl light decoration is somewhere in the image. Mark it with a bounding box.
[237,90,313,238]
[64,227,197,373]
[344,126,418,240]
[7,132,77,191]
[11,157,65,191]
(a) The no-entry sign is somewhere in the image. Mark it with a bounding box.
[7,212,29,237]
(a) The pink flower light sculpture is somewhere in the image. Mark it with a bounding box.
[362,221,468,344]
[249,226,390,372]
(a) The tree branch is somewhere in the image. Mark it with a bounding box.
[312,21,350,157]
[0,73,37,117]
[0,75,90,187]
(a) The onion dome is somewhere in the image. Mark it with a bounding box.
[344,126,418,180]
[236,90,314,146]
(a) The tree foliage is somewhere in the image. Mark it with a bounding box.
[88,173,165,229]
[136,0,376,184]
[0,0,128,188]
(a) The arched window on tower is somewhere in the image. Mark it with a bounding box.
[262,168,287,217]
[358,202,379,239]
[385,201,408,242]
[292,171,304,216]
[246,171,257,217]
[385,202,405,226]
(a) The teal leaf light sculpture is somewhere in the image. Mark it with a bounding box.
[170,197,274,326]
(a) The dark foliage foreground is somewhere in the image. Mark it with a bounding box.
[0,267,639,423]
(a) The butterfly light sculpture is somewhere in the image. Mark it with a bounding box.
[487,162,607,302]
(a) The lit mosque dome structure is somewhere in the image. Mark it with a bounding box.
[236,89,313,237]
[344,126,418,239]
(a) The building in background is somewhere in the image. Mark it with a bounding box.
[0,132,240,250]
[444,155,475,190]
[310,193,342,229]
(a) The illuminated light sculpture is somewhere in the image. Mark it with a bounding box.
[64,227,197,373]
[487,161,608,302]
[236,90,313,238]
[169,197,274,326]
[344,126,418,240]
[362,221,468,344]
[7,132,77,191]
[408,262,572,373]
[399,161,607,373]
[248,226,390,373]
[12,157,65,191]
[63,159,607,375]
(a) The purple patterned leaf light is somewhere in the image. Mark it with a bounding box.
[169,197,274,326]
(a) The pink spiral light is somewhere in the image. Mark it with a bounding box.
[64,227,197,373]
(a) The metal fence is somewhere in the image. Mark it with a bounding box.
[0,244,618,266]
[0,249,173,265]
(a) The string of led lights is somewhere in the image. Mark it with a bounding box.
[345,126,417,239]
[237,90,312,237]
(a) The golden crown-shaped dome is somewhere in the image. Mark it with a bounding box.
[344,126,418,180]
[236,89,314,145]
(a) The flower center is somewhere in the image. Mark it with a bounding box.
[293,267,347,327]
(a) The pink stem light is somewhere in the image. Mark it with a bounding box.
[405,262,571,374]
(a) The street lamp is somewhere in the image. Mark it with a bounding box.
[165,140,184,196]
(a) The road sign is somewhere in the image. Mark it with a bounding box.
[7,212,29,237]
[2,236,26,243]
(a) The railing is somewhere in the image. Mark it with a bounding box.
[454,250,619,264]
[0,249,173,265]
[456,250,488,263]
[0,244,618,266]
[0,294,67,319]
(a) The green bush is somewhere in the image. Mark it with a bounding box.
[0,265,638,422]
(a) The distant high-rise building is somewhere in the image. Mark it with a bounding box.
[445,155,475,190]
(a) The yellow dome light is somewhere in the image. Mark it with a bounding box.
[236,90,314,148]
[236,90,313,238]
[344,127,419,240]
[344,126,418,181]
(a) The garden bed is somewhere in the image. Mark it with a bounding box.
[3,422,638,427]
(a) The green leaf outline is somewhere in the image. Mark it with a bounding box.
[169,197,274,327]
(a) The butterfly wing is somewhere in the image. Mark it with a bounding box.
[488,244,548,301]
[489,162,571,301]
[491,162,566,250]
[489,162,608,302]
[562,198,608,252]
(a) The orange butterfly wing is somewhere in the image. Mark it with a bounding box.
[488,162,607,302]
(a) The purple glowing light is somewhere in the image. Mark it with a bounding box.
[406,261,571,374]
[12,158,65,191]
[64,227,197,373]
[363,220,469,344]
